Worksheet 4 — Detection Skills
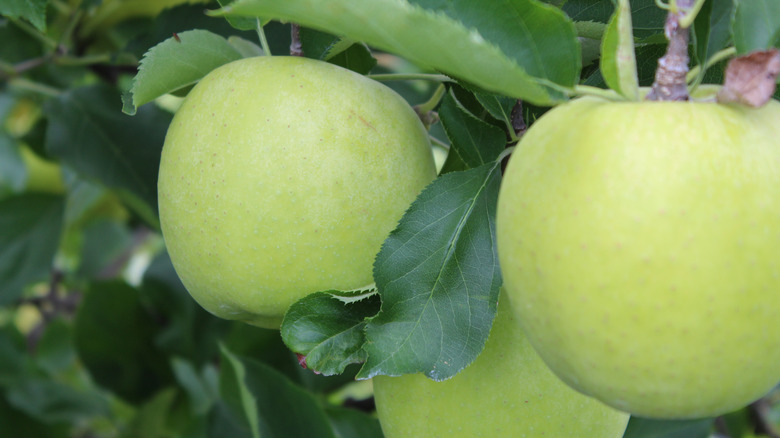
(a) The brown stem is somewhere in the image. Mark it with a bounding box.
[509,100,526,141]
[646,0,695,101]
[290,23,303,57]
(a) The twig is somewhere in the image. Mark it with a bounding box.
[290,23,303,57]
[646,0,695,101]
[367,73,452,82]
[508,100,526,143]
[256,19,272,56]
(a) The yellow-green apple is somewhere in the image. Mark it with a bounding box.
[158,56,436,329]
[373,292,630,437]
[20,146,65,194]
[497,87,780,418]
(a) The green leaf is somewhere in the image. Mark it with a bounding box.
[44,84,172,225]
[35,318,75,375]
[692,0,734,68]
[622,417,714,438]
[141,252,231,365]
[0,133,26,198]
[732,0,780,54]
[325,44,377,75]
[0,394,68,438]
[121,388,184,438]
[299,29,377,74]
[600,0,639,99]
[439,90,507,174]
[474,91,520,134]
[217,0,262,31]
[219,0,580,105]
[281,290,380,375]
[219,347,261,438]
[0,20,44,63]
[124,3,259,59]
[208,401,254,438]
[0,193,64,305]
[123,29,244,115]
[324,406,384,438]
[358,161,503,381]
[5,379,109,424]
[0,0,47,31]
[0,326,28,387]
[228,36,265,58]
[219,347,338,438]
[564,0,666,39]
[76,219,133,279]
[172,358,218,415]
[74,281,173,403]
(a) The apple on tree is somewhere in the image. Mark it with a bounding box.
[373,291,630,438]
[158,56,437,329]
[497,85,780,418]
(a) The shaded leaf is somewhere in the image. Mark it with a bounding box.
[325,406,384,438]
[123,3,258,58]
[123,29,243,115]
[474,92,519,132]
[172,358,218,415]
[281,290,380,376]
[0,394,68,438]
[600,0,639,99]
[219,347,337,438]
[623,416,714,438]
[692,0,735,70]
[208,401,254,438]
[0,193,64,305]
[0,0,47,31]
[439,90,506,174]
[35,318,76,375]
[219,347,261,438]
[299,27,379,73]
[141,252,231,365]
[121,387,183,438]
[0,326,28,387]
[217,0,261,31]
[0,133,26,198]
[220,0,580,105]
[76,219,133,279]
[358,161,503,380]
[563,0,666,39]
[228,36,265,58]
[6,379,109,424]
[326,44,377,75]
[74,281,173,403]
[732,0,780,54]
[45,84,172,226]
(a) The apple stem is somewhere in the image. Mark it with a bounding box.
[290,24,304,57]
[256,19,272,56]
[646,0,695,101]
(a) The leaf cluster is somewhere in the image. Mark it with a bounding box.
[1,0,779,436]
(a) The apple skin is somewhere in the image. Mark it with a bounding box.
[373,292,630,437]
[496,89,780,418]
[158,56,436,329]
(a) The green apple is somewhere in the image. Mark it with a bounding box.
[373,292,630,437]
[21,146,65,194]
[158,56,436,329]
[496,87,780,418]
